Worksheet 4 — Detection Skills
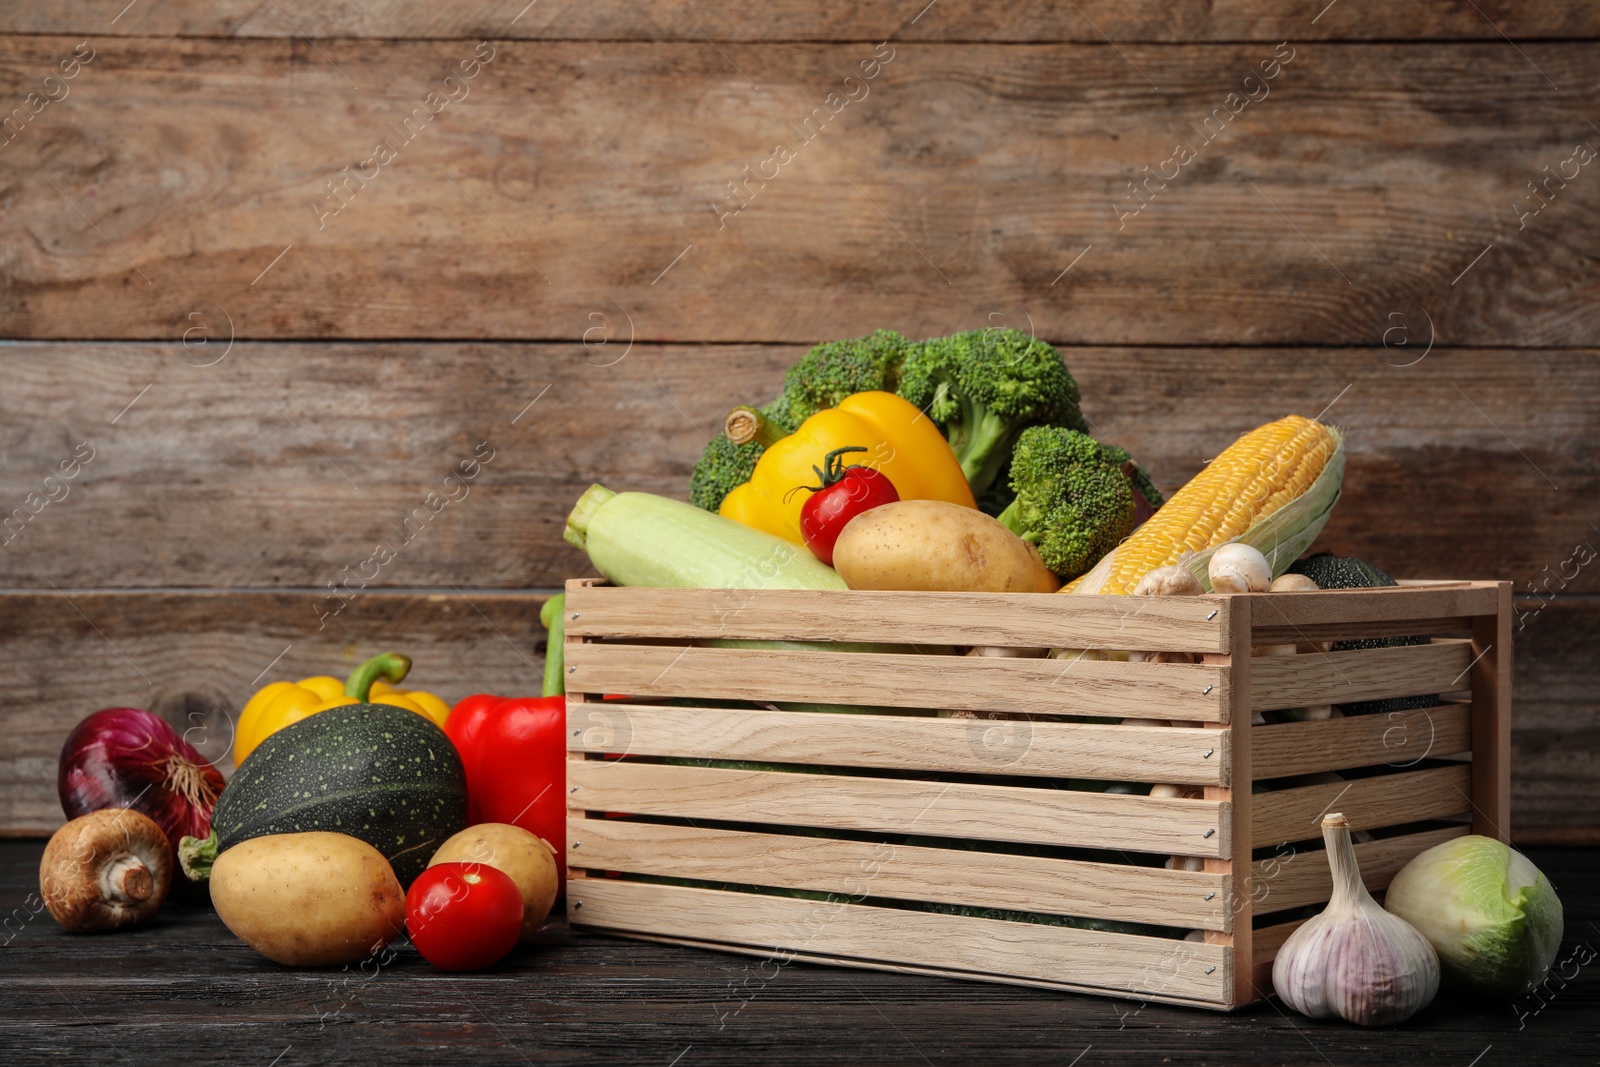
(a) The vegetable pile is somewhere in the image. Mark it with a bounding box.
[42,637,566,974]
[34,325,1560,1019]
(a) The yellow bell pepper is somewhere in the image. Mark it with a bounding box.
[233,652,450,766]
[720,390,976,545]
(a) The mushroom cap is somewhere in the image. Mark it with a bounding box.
[40,808,174,933]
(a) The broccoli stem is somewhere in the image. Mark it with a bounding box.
[724,406,789,448]
[993,497,1039,544]
[954,408,1017,498]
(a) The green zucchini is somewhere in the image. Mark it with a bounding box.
[565,484,847,590]
[178,704,467,885]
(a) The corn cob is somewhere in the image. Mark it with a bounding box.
[1064,415,1344,595]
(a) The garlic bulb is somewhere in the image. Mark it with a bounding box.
[1272,813,1440,1026]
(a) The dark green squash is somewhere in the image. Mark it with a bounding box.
[1288,552,1438,715]
[179,704,467,885]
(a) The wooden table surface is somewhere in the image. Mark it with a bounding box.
[2,840,1593,1066]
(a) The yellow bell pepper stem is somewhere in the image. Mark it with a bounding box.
[718,391,976,546]
[344,651,412,701]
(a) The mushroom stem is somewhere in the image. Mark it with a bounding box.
[104,855,154,903]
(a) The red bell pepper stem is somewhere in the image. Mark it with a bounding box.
[343,652,412,701]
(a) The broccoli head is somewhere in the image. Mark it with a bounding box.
[779,328,912,425]
[896,329,1086,503]
[996,426,1135,580]
[687,399,796,512]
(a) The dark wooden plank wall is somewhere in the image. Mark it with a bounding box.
[0,4,1594,841]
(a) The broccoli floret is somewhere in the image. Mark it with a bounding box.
[897,329,1086,503]
[687,399,795,512]
[995,426,1135,580]
[780,328,912,424]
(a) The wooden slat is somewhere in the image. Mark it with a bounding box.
[567,643,1231,722]
[1249,825,1470,918]
[3,345,1597,594]
[8,3,1599,41]
[1249,639,1472,713]
[4,41,1600,347]
[568,702,1227,784]
[565,585,1231,654]
[1473,583,1514,841]
[1250,765,1472,849]
[1247,585,1500,646]
[566,761,1229,858]
[1251,704,1472,779]
[567,818,1232,931]
[569,878,1231,1005]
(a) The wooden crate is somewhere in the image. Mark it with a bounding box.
[562,578,1511,1010]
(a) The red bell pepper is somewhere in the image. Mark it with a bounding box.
[445,694,567,889]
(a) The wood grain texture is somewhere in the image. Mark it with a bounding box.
[569,878,1233,1006]
[6,2,1599,41]
[1251,704,1472,780]
[1249,825,1470,918]
[1,344,1594,594]
[1248,639,1472,712]
[567,817,1233,930]
[565,760,1230,858]
[1250,764,1472,849]
[0,589,550,832]
[2,40,1599,344]
[566,584,1233,653]
[568,702,1228,785]
[567,642,1231,721]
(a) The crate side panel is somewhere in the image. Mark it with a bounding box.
[1251,704,1471,779]
[567,643,1230,721]
[1249,640,1472,712]
[567,761,1229,858]
[565,584,1232,654]
[568,703,1227,785]
[568,878,1232,1004]
[568,817,1232,930]
[1249,825,1469,917]
[1250,765,1472,849]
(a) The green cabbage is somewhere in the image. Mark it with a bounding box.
[1384,835,1564,996]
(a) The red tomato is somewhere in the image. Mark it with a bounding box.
[406,862,524,971]
[796,446,900,565]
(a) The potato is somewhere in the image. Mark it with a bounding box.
[429,823,558,941]
[211,832,404,967]
[833,500,1060,593]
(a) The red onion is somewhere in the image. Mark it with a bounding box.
[59,708,225,873]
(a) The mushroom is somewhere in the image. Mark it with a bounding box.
[40,808,173,932]
[1209,543,1272,593]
